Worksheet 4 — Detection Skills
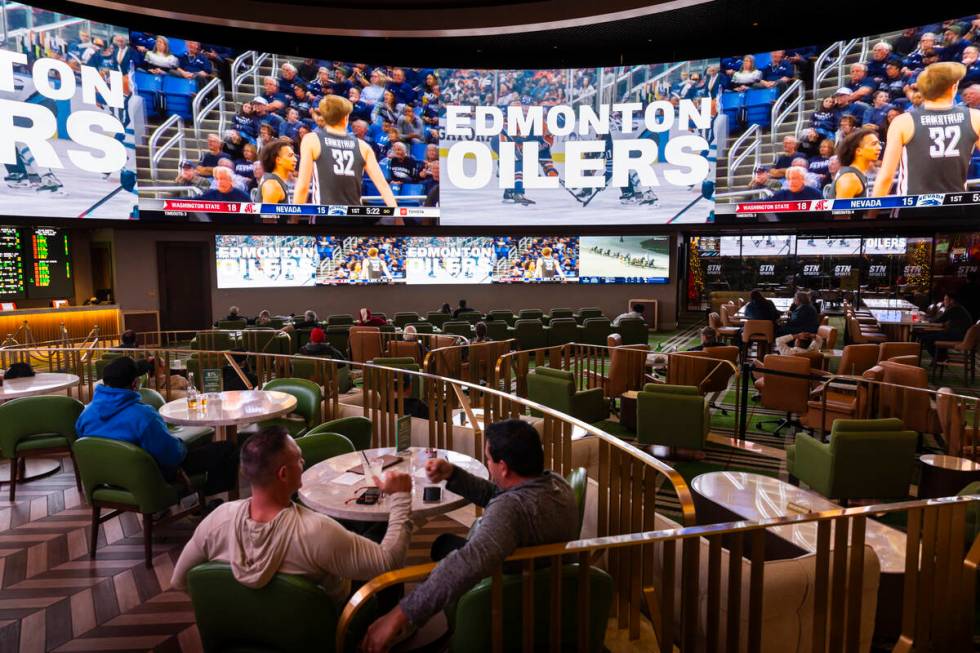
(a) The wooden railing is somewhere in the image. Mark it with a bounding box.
[4,340,976,650]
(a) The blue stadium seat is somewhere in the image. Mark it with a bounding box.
[745,88,778,106]
[721,91,744,127]
[134,71,162,118]
[379,158,391,181]
[162,76,196,120]
[745,87,778,128]
[399,183,425,207]
[361,179,385,206]
[168,38,188,58]
[753,52,771,70]
[368,123,385,141]
[410,142,427,160]
[969,152,980,181]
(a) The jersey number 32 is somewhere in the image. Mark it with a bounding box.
[928,126,961,158]
[331,150,355,176]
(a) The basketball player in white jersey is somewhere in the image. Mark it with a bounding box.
[293,96,399,223]
[873,62,980,197]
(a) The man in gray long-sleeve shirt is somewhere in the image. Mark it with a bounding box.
[362,419,580,652]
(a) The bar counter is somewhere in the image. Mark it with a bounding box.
[0,305,122,343]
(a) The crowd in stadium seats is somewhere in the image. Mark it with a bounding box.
[317,237,407,284]
[736,16,980,198]
[496,237,579,281]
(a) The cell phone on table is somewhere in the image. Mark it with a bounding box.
[423,486,442,503]
[356,487,381,505]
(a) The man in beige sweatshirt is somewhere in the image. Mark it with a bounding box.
[171,426,414,604]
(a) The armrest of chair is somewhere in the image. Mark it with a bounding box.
[575,387,609,423]
[792,433,833,491]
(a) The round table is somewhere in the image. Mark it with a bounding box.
[0,373,81,484]
[0,372,79,401]
[299,447,489,522]
[918,455,980,499]
[158,389,297,445]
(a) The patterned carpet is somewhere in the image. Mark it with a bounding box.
[0,460,466,653]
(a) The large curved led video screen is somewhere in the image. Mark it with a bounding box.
[0,3,977,224]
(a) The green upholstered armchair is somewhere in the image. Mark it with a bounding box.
[74,437,207,567]
[518,308,544,322]
[786,418,917,503]
[0,395,85,501]
[443,321,474,338]
[407,321,434,334]
[547,318,579,347]
[448,564,613,653]
[615,317,648,346]
[545,308,574,325]
[327,314,355,325]
[138,388,214,447]
[295,432,355,470]
[511,319,548,350]
[578,317,612,346]
[488,310,516,326]
[369,356,423,401]
[393,312,420,329]
[574,307,603,324]
[304,416,373,451]
[426,312,452,329]
[187,562,355,653]
[456,310,483,324]
[291,356,353,394]
[636,384,709,451]
[216,319,247,330]
[527,367,608,424]
[485,320,511,341]
[241,378,322,438]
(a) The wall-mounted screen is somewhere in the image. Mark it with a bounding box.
[25,227,72,298]
[215,235,318,288]
[0,8,138,220]
[714,14,980,221]
[0,228,25,298]
[579,236,670,284]
[740,234,795,257]
[216,234,667,287]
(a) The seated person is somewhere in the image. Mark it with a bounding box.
[298,327,347,359]
[199,167,251,202]
[171,426,414,604]
[293,310,319,330]
[471,321,490,344]
[769,166,824,201]
[774,332,824,355]
[358,308,388,327]
[688,326,721,351]
[119,329,140,349]
[920,293,974,359]
[779,291,820,336]
[362,419,580,650]
[452,300,476,319]
[744,289,780,323]
[253,309,273,326]
[224,306,244,322]
[612,303,644,327]
[75,357,238,499]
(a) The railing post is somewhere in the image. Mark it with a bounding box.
[738,361,751,440]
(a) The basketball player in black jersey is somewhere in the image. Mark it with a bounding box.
[832,127,881,199]
[294,95,399,224]
[874,62,980,197]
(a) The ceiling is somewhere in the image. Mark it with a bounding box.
[44,0,980,68]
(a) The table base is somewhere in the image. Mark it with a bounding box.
[0,457,63,484]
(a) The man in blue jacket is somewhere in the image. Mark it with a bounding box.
[76,357,238,497]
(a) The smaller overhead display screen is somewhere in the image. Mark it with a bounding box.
[215,235,318,288]
[0,228,25,298]
[579,236,670,284]
[26,227,72,299]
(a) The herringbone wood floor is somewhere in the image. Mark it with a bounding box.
[0,457,466,652]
